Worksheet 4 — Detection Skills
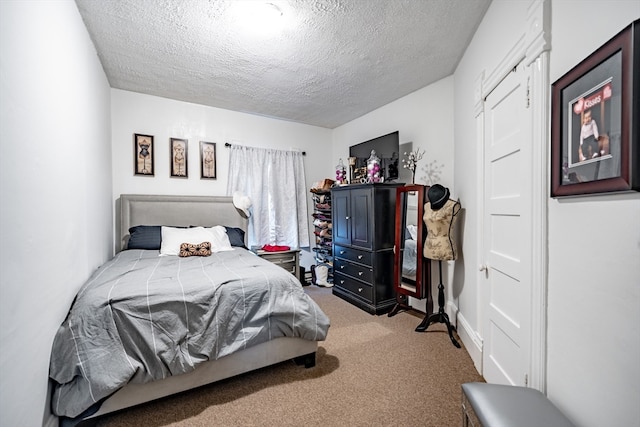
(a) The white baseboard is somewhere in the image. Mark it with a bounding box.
[446,300,458,327]
[408,296,427,313]
[455,311,484,376]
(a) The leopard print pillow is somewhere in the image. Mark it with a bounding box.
[179,241,211,257]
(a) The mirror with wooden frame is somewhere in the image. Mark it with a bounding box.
[388,184,432,317]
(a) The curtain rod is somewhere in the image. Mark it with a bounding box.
[224,142,306,156]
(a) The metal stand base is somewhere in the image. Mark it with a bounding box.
[415,260,460,348]
[387,294,411,317]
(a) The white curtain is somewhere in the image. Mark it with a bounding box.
[227,145,310,249]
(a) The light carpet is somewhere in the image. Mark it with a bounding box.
[95,286,484,427]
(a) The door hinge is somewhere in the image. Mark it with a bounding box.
[524,373,528,387]
[525,77,531,109]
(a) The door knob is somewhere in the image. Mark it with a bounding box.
[479,265,488,272]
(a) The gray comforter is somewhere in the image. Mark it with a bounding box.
[49,248,330,418]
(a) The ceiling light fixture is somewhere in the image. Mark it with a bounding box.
[232,1,287,36]
[263,2,283,18]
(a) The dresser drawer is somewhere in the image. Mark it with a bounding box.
[334,258,373,283]
[254,249,299,277]
[260,252,297,265]
[333,244,372,266]
[334,272,373,303]
[274,260,296,274]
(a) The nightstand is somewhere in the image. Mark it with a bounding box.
[252,247,300,278]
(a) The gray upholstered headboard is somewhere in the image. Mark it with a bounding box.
[118,194,249,252]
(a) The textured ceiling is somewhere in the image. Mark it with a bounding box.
[75,0,491,129]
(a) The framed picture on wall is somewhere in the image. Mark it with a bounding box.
[170,138,188,178]
[134,133,154,176]
[200,141,217,179]
[550,20,639,197]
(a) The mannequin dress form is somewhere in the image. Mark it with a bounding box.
[415,184,461,348]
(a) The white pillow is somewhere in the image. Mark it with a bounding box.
[160,226,234,256]
[206,225,234,253]
[407,224,418,241]
[160,227,215,256]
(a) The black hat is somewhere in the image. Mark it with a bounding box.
[427,184,450,210]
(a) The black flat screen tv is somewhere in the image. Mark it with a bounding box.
[349,131,400,182]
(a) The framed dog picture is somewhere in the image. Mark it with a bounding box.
[550,20,639,197]
[170,138,188,178]
[134,133,154,176]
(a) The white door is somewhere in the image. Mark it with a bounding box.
[482,63,532,386]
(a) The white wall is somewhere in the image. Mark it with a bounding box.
[332,76,455,312]
[0,1,112,426]
[452,0,530,370]
[546,2,640,427]
[454,1,640,426]
[332,76,455,187]
[111,90,333,263]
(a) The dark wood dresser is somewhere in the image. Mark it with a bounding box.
[331,183,401,314]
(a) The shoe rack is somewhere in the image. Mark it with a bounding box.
[310,188,333,284]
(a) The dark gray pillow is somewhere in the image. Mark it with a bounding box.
[225,227,246,248]
[127,225,161,250]
[128,225,245,250]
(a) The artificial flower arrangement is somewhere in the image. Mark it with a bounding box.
[402,148,425,183]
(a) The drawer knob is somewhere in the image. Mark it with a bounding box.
[358,287,363,292]
[345,216,350,220]
[357,255,363,259]
[340,250,345,254]
[340,280,345,284]
[358,271,363,276]
[340,265,345,269]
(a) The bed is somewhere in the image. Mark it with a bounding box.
[49,194,330,424]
